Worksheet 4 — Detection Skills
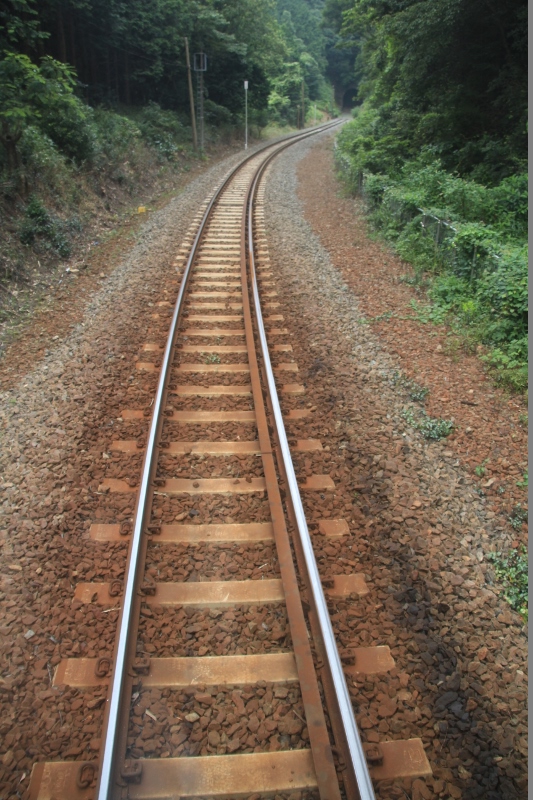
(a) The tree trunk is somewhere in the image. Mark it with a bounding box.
[68,9,77,70]
[0,125,22,173]
[106,48,111,98]
[57,9,67,63]
[124,50,131,105]
[114,49,120,102]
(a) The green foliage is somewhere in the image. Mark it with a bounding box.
[408,299,447,325]
[401,406,454,440]
[417,414,454,440]
[37,57,97,163]
[337,0,526,179]
[476,247,528,338]
[0,0,47,52]
[474,459,488,478]
[509,504,528,531]
[134,103,186,162]
[0,0,337,166]
[488,546,528,620]
[336,109,528,392]
[19,195,71,257]
[480,338,528,392]
[516,471,528,489]
[0,52,96,167]
[92,109,141,163]
[329,0,527,390]
[17,124,71,194]
[407,382,429,403]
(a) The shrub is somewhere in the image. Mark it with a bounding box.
[401,406,454,439]
[476,246,528,340]
[38,92,97,164]
[135,102,186,162]
[92,109,141,163]
[18,125,72,196]
[19,195,71,257]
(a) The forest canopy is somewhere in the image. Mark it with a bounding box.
[0,0,339,132]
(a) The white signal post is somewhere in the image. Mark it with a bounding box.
[244,80,249,149]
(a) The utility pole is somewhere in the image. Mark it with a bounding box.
[244,80,248,149]
[193,51,207,151]
[301,79,305,128]
[184,38,198,150]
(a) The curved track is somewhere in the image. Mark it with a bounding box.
[29,124,431,800]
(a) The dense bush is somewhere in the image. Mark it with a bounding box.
[336,109,528,391]
[18,125,72,196]
[92,109,141,163]
[134,103,187,162]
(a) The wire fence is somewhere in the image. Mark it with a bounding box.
[334,144,502,280]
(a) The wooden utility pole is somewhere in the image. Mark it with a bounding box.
[184,38,198,150]
[301,79,305,128]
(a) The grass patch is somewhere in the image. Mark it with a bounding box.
[474,459,489,478]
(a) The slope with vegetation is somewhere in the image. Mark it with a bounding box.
[0,0,337,297]
[328,0,527,391]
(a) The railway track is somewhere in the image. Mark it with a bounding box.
[28,124,431,800]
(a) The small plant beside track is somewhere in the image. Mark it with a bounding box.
[488,546,528,621]
[401,406,454,440]
[392,371,429,403]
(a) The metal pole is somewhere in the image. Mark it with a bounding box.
[244,80,248,150]
[184,38,197,150]
[197,71,204,151]
[301,79,305,128]
[193,52,207,153]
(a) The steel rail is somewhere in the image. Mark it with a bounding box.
[245,133,376,800]
[95,118,343,800]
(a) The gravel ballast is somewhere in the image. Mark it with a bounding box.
[0,141,284,799]
[0,129,526,800]
[261,132,527,800]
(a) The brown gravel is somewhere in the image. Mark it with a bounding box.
[145,542,280,582]
[0,142,281,799]
[126,681,307,759]
[262,133,527,800]
[0,128,526,800]
[137,605,291,660]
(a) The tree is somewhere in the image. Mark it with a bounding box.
[336,0,527,177]
[0,51,93,170]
